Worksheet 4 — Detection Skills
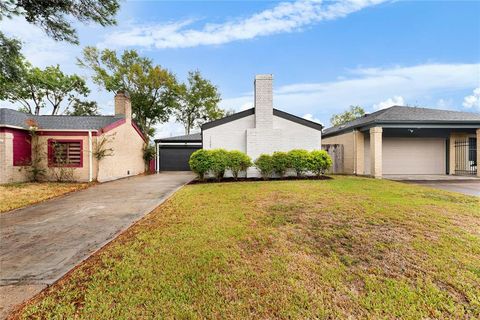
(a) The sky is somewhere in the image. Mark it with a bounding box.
[1,0,479,138]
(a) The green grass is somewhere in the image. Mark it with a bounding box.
[17,177,480,319]
[0,182,89,213]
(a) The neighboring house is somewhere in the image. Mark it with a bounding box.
[322,106,480,178]
[155,74,323,175]
[0,92,146,184]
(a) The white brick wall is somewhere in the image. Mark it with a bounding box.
[254,74,273,129]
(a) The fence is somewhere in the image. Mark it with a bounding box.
[322,144,344,174]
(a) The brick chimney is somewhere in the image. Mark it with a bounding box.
[254,74,273,129]
[114,91,132,122]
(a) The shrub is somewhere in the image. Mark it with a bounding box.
[308,150,332,177]
[288,149,310,177]
[271,151,290,177]
[227,150,252,180]
[210,149,229,181]
[189,149,213,181]
[254,154,274,180]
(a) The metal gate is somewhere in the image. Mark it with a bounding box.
[454,138,477,175]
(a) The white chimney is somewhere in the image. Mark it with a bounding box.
[114,91,132,122]
[254,74,273,128]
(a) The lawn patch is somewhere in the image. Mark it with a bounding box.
[15,177,480,319]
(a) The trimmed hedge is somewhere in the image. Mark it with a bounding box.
[190,148,332,181]
[189,149,252,181]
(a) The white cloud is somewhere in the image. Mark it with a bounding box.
[221,63,480,124]
[303,113,322,124]
[101,0,386,49]
[462,87,480,110]
[373,96,405,110]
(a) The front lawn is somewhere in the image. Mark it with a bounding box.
[16,177,480,319]
[0,182,89,213]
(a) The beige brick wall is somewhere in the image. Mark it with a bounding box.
[96,122,145,182]
[322,131,356,174]
[0,131,31,184]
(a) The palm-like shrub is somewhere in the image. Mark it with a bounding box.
[287,149,310,177]
[189,149,212,181]
[254,154,274,180]
[227,150,252,180]
[308,150,332,177]
[271,151,290,177]
[210,149,229,181]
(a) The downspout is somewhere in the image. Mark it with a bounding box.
[88,130,93,182]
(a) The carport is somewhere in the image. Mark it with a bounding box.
[154,133,202,171]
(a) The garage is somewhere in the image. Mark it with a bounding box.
[154,133,202,171]
[382,138,447,175]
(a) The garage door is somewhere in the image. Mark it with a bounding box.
[383,138,446,175]
[158,146,201,171]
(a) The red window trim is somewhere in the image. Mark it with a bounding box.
[48,139,83,168]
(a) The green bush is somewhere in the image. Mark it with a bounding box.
[210,149,229,181]
[189,149,212,181]
[308,150,332,177]
[254,154,274,180]
[227,150,252,180]
[287,149,310,177]
[271,151,290,177]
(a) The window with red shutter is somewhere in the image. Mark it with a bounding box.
[48,140,83,167]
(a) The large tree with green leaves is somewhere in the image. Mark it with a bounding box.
[3,64,97,115]
[173,71,224,135]
[78,47,177,137]
[330,105,366,127]
[0,33,24,96]
[0,0,119,44]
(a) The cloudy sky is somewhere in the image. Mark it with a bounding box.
[1,0,479,138]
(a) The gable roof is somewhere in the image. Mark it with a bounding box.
[201,108,323,131]
[0,108,124,131]
[323,106,480,137]
[155,132,202,143]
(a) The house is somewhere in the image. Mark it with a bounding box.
[322,106,480,178]
[0,92,146,184]
[155,74,323,175]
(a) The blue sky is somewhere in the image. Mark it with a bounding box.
[1,0,479,137]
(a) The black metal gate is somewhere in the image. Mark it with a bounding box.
[454,138,477,175]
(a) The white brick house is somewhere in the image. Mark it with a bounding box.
[155,74,323,174]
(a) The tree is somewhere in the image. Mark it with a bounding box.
[330,105,366,127]
[0,33,24,98]
[173,71,223,135]
[67,99,99,116]
[4,64,95,115]
[0,0,120,44]
[78,47,177,137]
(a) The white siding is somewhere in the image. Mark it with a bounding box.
[382,138,446,175]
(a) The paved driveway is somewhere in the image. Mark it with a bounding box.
[404,180,480,197]
[0,172,194,318]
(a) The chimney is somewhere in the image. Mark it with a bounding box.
[114,91,132,121]
[254,74,273,129]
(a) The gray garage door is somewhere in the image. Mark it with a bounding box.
[158,145,201,171]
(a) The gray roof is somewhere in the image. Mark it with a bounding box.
[323,106,480,137]
[201,107,323,131]
[0,108,123,131]
[155,132,201,143]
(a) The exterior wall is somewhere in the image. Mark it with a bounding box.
[37,134,93,182]
[202,115,255,152]
[202,114,322,177]
[0,130,30,184]
[96,122,145,182]
[322,131,355,174]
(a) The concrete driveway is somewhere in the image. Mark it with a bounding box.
[0,172,194,318]
[385,175,480,197]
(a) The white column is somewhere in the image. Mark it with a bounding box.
[370,127,383,179]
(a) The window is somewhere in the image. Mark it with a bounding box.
[469,138,477,163]
[48,140,83,167]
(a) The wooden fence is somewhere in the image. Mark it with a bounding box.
[322,144,344,174]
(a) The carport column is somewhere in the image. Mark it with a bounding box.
[449,133,456,175]
[477,129,480,177]
[354,130,365,175]
[370,127,383,179]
